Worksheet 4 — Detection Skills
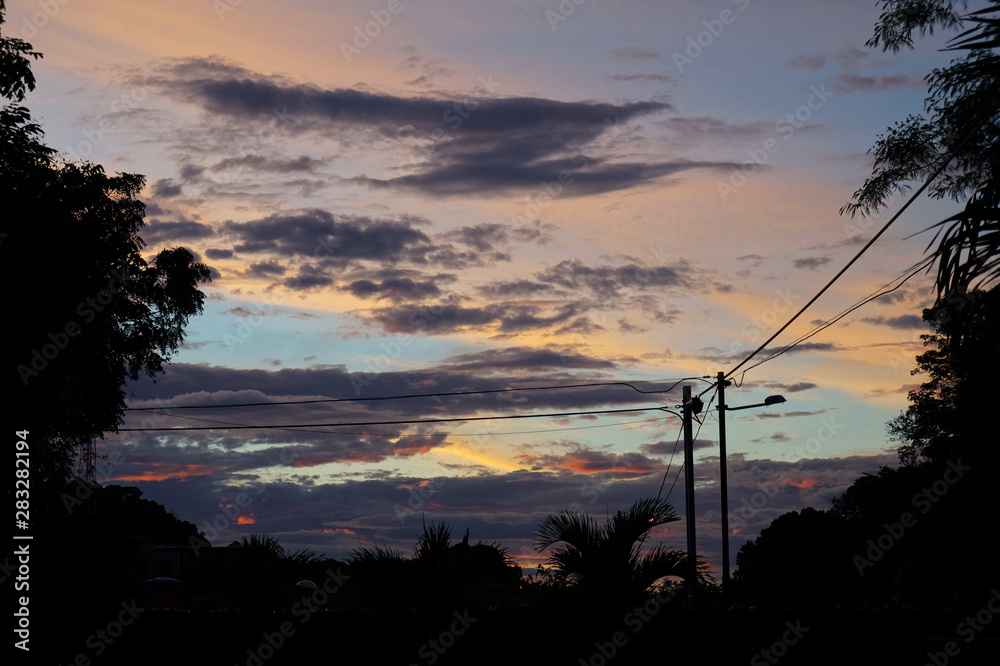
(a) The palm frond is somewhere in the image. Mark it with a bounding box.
[348,544,405,564]
[415,519,452,559]
[946,2,1000,50]
[533,510,599,552]
[927,183,1000,301]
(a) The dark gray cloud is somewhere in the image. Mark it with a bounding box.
[341,275,449,302]
[153,57,740,197]
[658,116,772,141]
[152,178,183,197]
[642,439,714,456]
[246,261,287,277]
[479,279,554,298]
[140,219,214,244]
[754,409,828,419]
[282,263,335,290]
[205,248,235,260]
[696,342,840,364]
[832,47,869,71]
[222,209,513,278]
[517,447,663,478]
[224,209,432,263]
[788,53,827,70]
[607,47,660,60]
[861,314,926,330]
[367,301,585,335]
[794,256,832,271]
[212,154,325,173]
[609,73,675,85]
[351,157,736,197]
[758,381,818,393]
[737,253,764,267]
[534,259,689,297]
[833,73,921,94]
[442,346,616,372]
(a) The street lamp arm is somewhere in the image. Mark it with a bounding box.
[723,395,787,411]
[724,401,769,411]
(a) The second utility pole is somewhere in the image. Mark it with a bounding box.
[683,384,697,610]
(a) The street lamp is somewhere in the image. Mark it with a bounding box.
[715,371,786,603]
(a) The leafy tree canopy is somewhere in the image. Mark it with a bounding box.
[844,1,1000,312]
[1,4,211,480]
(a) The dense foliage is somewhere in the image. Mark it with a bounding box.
[1,2,212,481]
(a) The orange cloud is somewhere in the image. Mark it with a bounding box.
[786,478,820,488]
[305,528,358,535]
[517,449,661,476]
[109,463,213,482]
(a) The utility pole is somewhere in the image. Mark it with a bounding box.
[716,371,731,604]
[714,381,787,608]
[682,384,697,610]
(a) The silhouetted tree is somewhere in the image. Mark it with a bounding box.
[183,533,330,609]
[534,497,709,607]
[346,521,520,609]
[843,1,1000,343]
[733,507,864,608]
[888,289,1000,467]
[1,2,211,481]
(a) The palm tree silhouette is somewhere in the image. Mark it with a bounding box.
[534,497,710,605]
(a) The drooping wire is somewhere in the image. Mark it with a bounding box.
[117,405,674,432]
[124,378,699,411]
[725,117,989,382]
[734,260,925,382]
[123,409,677,438]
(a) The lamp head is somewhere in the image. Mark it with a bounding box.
[764,395,786,406]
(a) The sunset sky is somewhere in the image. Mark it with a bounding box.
[10,0,969,572]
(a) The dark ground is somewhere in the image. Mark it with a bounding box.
[32,606,1000,666]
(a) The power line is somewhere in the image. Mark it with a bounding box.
[117,405,676,432]
[125,410,678,438]
[725,122,985,381]
[124,378,698,411]
[735,260,925,378]
[656,423,684,500]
